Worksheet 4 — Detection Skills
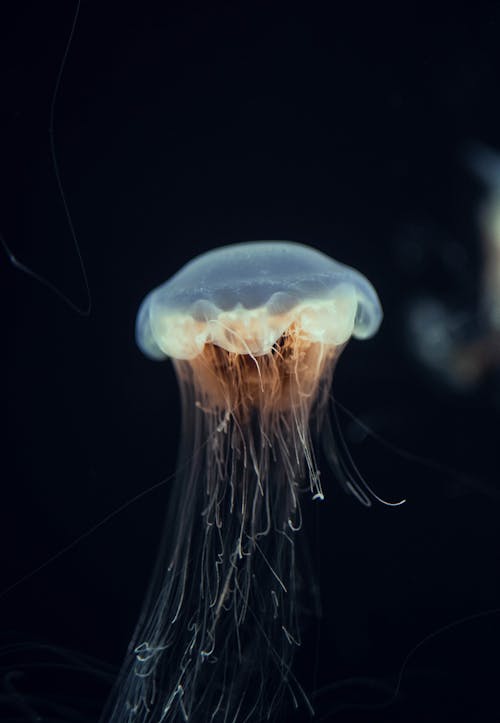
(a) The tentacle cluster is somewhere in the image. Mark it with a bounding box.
[105,328,341,722]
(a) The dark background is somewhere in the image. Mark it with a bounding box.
[1,2,500,721]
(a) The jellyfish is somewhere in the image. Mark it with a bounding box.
[104,241,382,722]
[409,145,500,389]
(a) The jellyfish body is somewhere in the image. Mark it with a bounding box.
[105,241,382,722]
